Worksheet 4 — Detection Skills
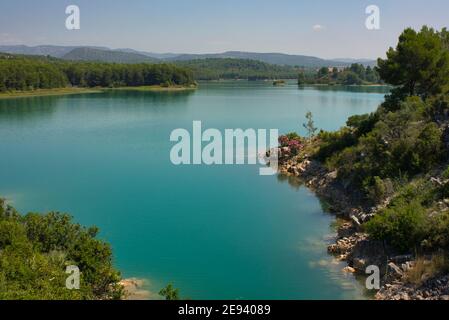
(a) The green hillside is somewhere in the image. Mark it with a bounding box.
[174,58,299,80]
[62,47,160,64]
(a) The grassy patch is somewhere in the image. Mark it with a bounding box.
[106,84,198,92]
[0,87,102,100]
[406,254,449,285]
[0,85,198,100]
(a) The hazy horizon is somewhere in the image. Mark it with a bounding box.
[1,0,449,59]
[0,44,381,61]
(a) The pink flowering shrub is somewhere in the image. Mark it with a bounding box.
[278,133,303,155]
[288,139,302,154]
[278,135,290,147]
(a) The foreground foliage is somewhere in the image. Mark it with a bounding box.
[0,199,123,300]
[159,283,180,300]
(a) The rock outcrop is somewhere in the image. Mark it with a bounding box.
[277,146,448,300]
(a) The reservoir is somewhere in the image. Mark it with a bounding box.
[0,81,388,299]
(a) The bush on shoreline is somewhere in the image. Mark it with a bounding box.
[0,199,123,300]
[365,200,427,252]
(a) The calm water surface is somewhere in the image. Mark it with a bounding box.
[0,82,388,299]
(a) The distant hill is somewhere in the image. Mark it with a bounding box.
[0,45,162,63]
[0,45,376,67]
[114,48,179,60]
[174,58,299,80]
[0,51,298,81]
[330,58,377,67]
[168,51,376,68]
[0,45,108,58]
[0,51,64,63]
[61,47,160,63]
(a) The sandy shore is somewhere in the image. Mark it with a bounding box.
[119,278,161,300]
[0,85,197,100]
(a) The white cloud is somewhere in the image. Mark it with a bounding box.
[312,24,325,32]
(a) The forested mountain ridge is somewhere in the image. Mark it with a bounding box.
[61,47,160,64]
[168,51,376,67]
[0,52,301,88]
[0,45,375,67]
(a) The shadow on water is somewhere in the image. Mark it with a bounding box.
[276,172,375,299]
[276,174,332,214]
[276,172,304,191]
[298,85,391,94]
[0,96,59,121]
[98,89,196,104]
[0,89,196,122]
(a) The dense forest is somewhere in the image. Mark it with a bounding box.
[298,63,382,85]
[0,199,123,299]
[61,62,194,88]
[0,53,195,92]
[174,58,300,80]
[1,53,379,91]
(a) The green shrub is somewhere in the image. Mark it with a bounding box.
[328,95,445,196]
[443,167,449,180]
[368,177,394,204]
[412,123,443,171]
[0,199,123,300]
[285,132,301,141]
[0,220,27,247]
[315,128,357,162]
[391,179,439,208]
[346,112,380,136]
[425,212,449,249]
[365,200,428,252]
[159,283,180,300]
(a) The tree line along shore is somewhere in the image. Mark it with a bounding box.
[0,53,197,98]
[0,51,385,99]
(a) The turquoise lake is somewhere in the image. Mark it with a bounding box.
[0,82,388,299]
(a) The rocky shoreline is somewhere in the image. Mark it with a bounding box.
[119,278,159,300]
[277,147,449,300]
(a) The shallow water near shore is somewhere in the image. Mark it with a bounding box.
[0,81,388,299]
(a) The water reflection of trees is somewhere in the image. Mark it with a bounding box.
[97,89,195,106]
[0,96,58,121]
[276,173,303,190]
[0,90,196,122]
[277,173,335,215]
[298,85,391,94]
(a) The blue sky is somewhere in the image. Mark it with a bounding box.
[0,0,448,59]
